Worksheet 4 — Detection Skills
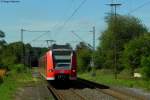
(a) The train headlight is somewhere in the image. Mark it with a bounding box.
[48,69,53,72]
[72,69,76,73]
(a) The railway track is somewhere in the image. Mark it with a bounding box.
[78,78,147,100]
[48,81,87,100]
[47,78,148,100]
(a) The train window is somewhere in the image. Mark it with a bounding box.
[54,55,71,60]
[53,51,71,55]
[56,63,70,68]
[55,59,71,63]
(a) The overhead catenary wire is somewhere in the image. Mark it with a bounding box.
[29,31,51,43]
[128,0,150,14]
[71,31,85,42]
[51,0,75,32]
[21,29,50,33]
[21,29,51,44]
[71,30,93,49]
[0,0,20,3]
[56,0,87,32]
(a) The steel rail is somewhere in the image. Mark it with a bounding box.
[47,84,64,100]
[78,78,147,100]
[69,88,86,100]
[47,83,86,100]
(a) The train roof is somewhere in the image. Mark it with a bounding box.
[51,44,72,51]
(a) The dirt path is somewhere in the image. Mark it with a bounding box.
[15,81,54,100]
[14,68,54,100]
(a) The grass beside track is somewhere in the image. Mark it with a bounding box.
[0,70,33,100]
[79,70,150,91]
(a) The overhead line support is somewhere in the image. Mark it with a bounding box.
[107,0,122,79]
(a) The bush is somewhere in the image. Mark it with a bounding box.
[0,77,3,84]
[122,33,150,77]
[1,56,17,70]
[77,48,92,72]
[141,56,150,80]
[12,64,26,73]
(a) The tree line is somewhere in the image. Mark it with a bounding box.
[0,32,47,72]
[76,14,150,79]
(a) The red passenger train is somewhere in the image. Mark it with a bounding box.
[39,44,77,80]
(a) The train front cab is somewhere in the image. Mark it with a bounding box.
[53,51,77,80]
[45,50,77,81]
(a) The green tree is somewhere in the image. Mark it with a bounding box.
[141,56,150,79]
[0,30,6,46]
[76,42,92,72]
[122,34,150,77]
[0,30,5,38]
[0,30,6,68]
[97,15,147,71]
[94,48,105,69]
[0,42,31,69]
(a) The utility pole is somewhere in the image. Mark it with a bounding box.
[90,26,96,76]
[92,26,95,51]
[107,0,122,16]
[107,0,122,79]
[21,29,25,66]
[21,29,24,42]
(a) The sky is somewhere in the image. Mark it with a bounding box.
[0,0,150,48]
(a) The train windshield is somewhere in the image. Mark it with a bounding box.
[53,50,72,69]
